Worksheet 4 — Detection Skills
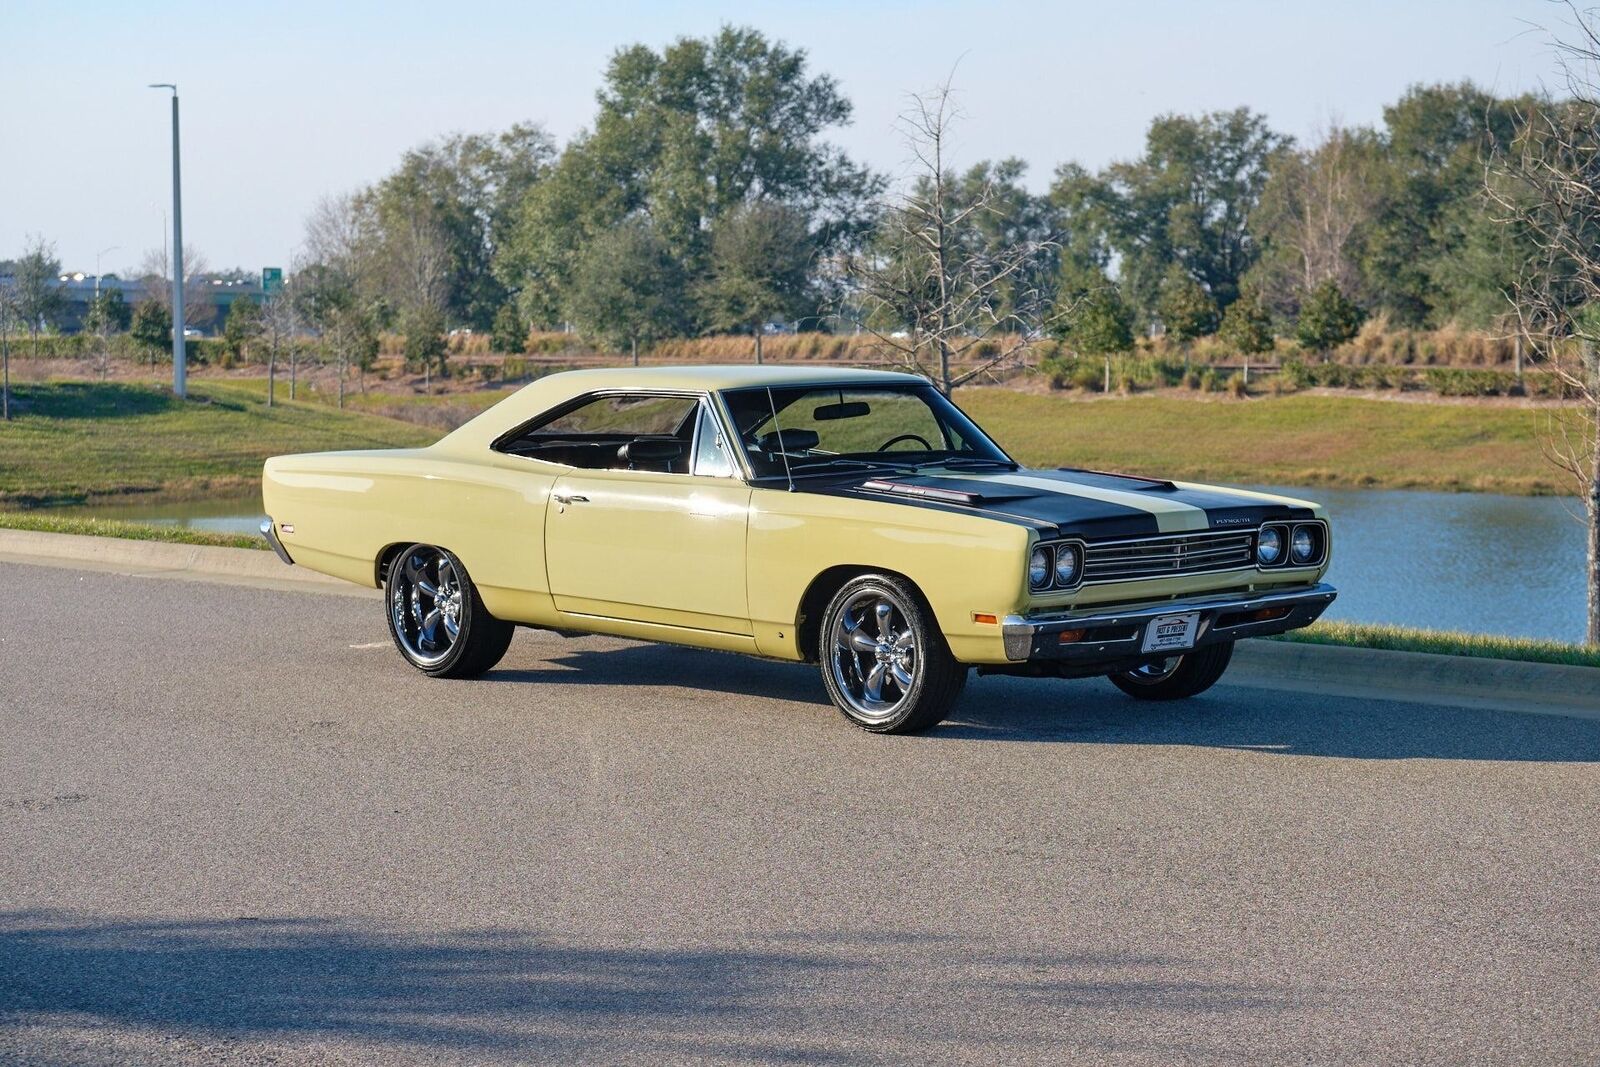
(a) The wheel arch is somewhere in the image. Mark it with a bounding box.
[795,564,921,663]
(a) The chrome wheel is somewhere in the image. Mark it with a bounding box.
[829,589,918,723]
[388,546,465,668]
[1121,656,1183,685]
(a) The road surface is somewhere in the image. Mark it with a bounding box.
[2,561,1597,1065]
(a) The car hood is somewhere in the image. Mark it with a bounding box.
[818,467,1323,539]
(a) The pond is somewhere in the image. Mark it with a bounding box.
[36,484,1590,643]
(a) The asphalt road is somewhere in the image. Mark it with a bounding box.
[2,561,1597,1065]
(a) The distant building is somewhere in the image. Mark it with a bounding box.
[1,272,270,336]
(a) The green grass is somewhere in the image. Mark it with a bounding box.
[1273,620,1600,668]
[957,389,1566,495]
[0,511,266,550]
[0,381,439,506]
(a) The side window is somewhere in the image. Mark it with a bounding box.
[497,392,700,473]
[692,404,736,478]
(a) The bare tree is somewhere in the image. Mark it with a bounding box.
[1488,5,1600,644]
[0,278,16,420]
[139,243,215,331]
[260,291,298,407]
[1251,122,1381,313]
[843,79,1062,393]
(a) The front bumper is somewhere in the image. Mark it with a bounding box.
[995,583,1336,676]
[259,517,295,566]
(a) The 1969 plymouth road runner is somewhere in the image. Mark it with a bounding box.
[262,366,1336,733]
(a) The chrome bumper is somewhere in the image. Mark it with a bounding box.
[1000,583,1337,664]
[259,517,294,567]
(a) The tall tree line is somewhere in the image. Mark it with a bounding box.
[282,31,1549,356]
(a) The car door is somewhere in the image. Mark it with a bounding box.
[545,398,753,634]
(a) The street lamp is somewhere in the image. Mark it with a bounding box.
[94,245,119,299]
[148,82,185,398]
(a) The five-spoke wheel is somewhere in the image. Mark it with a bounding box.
[819,574,965,733]
[384,544,514,678]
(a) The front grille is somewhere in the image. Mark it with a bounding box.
[1082,530,1255,584]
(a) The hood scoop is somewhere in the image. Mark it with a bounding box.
[859,479,988,506]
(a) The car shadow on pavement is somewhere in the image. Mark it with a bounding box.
[0,911,1300,1062]
[493,641,1600,763]
[940,676,1600,762]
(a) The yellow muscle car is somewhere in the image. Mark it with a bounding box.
[261,366,1335,733]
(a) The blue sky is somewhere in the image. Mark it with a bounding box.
[2,0,1561,272]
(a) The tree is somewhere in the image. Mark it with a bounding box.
[698,201,815,363]
[1361,82,1531,325]
[0,279,17,419]
[1218,287,1274,356]
[1055,266,1132,356]
[13,236,64,358]
[1249,123,1384,317]
[845,79,1061,393]
[1487,12,1600,644]
[85,288,131,333]
[490,302,527,355]
[130,300,172,365]
[372,124,555,329]
[259,292,298,407]
[300,195,385,408]
[138,244,215,331]
[402,306,447,384]
[1066,109,1285,320]
[222,298,263,363]
[1295,279,1364,354]
[565,216,687,362]
[498,26,878,329]
[1156,265,1219,342]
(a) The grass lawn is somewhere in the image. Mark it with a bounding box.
[957,389,1564,495]
[0,381,438,506]
[0,511,265,549]
[1274,620,1600,669]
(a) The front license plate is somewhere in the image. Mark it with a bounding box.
[1142,611,1200,653]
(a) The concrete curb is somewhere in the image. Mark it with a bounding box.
[1230,638,1598,720]
[0,528,375,598]
[4,528,1595,719]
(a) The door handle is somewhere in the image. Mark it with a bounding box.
[552,493,589,505]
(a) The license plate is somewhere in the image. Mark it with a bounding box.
[1142,611,1200,653]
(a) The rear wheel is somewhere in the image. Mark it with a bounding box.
[384,544,514,678]
[820,575,965,734]
[1107,640,1234,700]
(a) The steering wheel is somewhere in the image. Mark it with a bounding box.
[876,433,934,451]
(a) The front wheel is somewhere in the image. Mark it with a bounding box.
[385,544,514,678]
[819,575,965,734]
[1107,640,1234,700]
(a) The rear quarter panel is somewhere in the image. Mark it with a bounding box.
[262,449,562,622]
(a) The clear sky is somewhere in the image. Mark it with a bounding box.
[1,0,1562,273]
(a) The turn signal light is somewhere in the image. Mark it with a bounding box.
[972,612,998,625]
[1250,607,1291,622]
[1057,629,1087,644]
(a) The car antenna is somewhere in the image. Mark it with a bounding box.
[766,386,796,492]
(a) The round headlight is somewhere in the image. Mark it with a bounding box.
[1256,526,1283,565]
[1029,546,1051,589]
[1291,526,1317,564]
[1054,544,1079,586]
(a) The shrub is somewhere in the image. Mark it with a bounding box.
[1182,370,1202,390]
[1226,373,1248,398]
[1199,368,1224,392]
[1296,280,1365,354]
[1070,361,1105,392]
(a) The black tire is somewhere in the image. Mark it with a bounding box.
[1108,640,1234,701]
[818,574,966,734]
[384,544,515,679]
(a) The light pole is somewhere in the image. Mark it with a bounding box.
[94,245,119,300]
[149,83,185,398]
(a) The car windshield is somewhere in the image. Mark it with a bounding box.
[720,383,1013,480]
